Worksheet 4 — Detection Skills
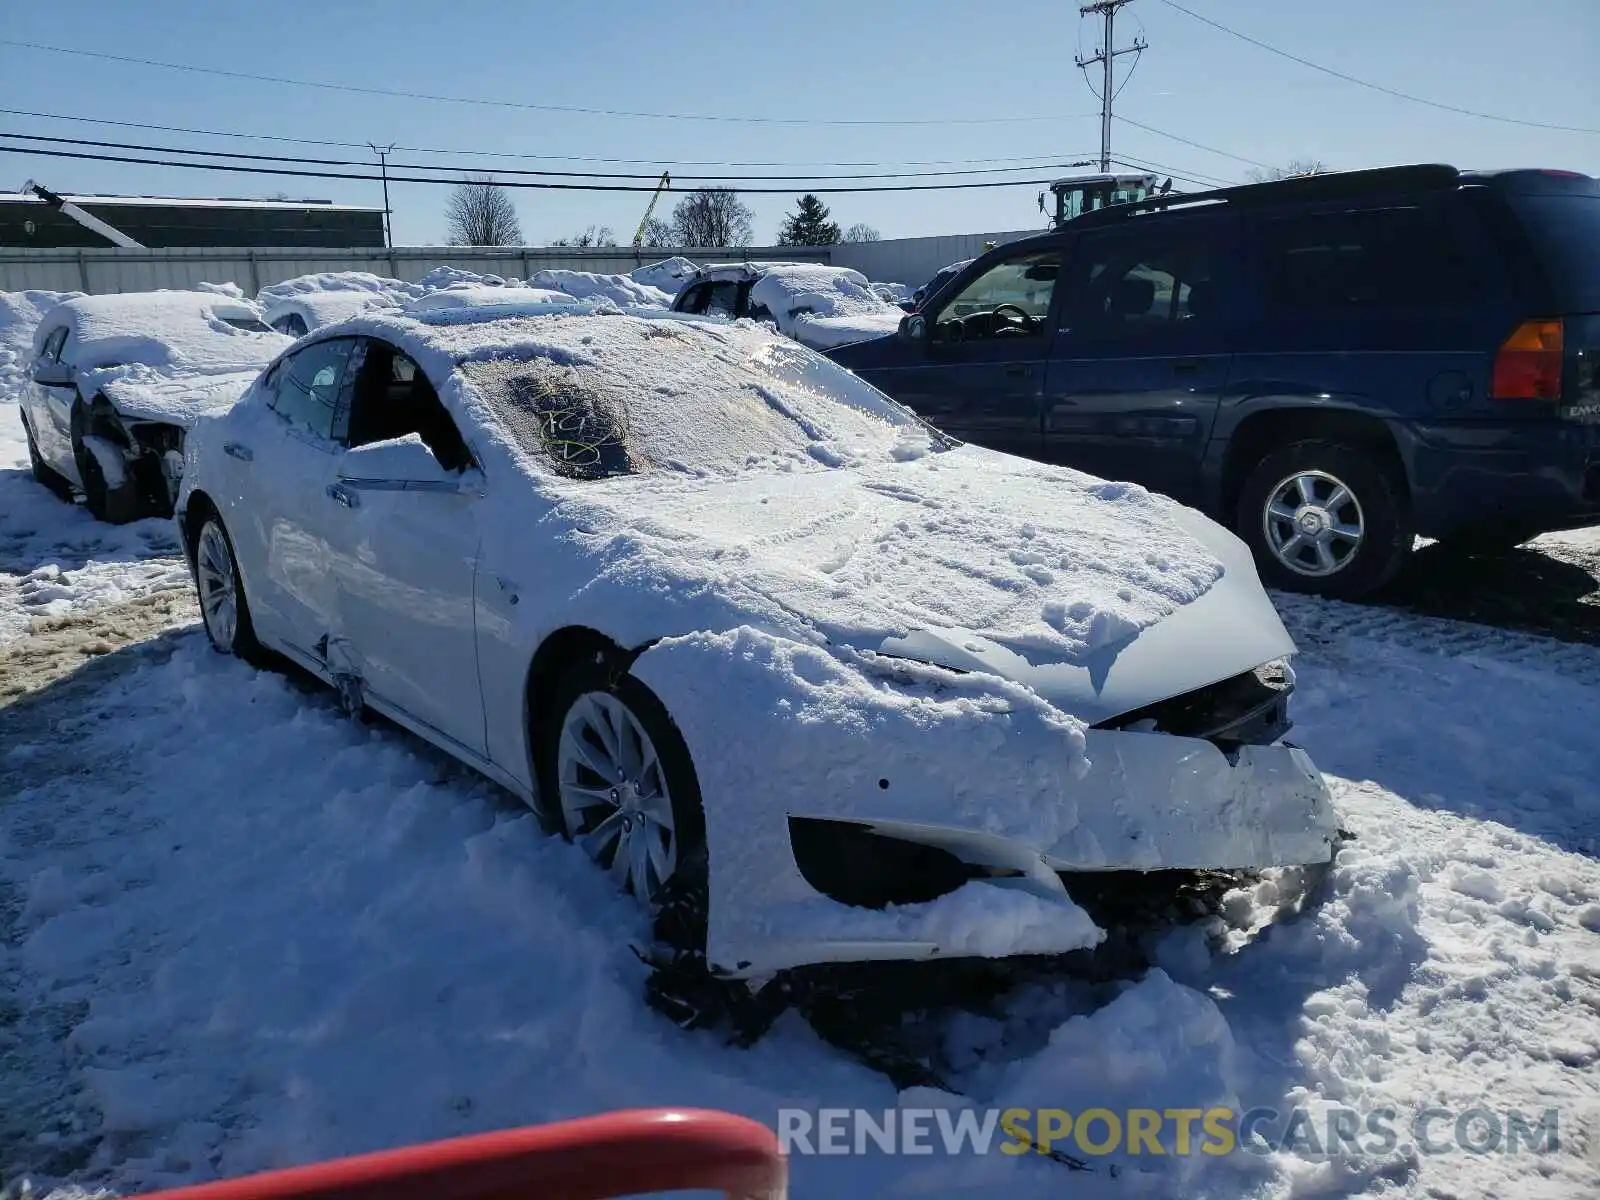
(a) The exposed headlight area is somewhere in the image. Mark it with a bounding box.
[1093,659,1296,749]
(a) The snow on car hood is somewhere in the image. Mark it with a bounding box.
[747,264,905,348]
[789,309,905,349]
[551,443,1242,706]
[77,363,264,428]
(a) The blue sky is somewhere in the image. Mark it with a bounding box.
[0,0,1594,246]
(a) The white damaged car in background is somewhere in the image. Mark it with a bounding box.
[174,299,1342,1035]
[18,289,292,522]
[670,262,908,350]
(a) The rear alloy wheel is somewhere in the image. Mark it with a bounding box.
[1237,439,1412,599]
[538,661,707,915]
[194,516,263,662]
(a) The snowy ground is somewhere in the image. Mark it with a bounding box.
[3,383,1599,1196]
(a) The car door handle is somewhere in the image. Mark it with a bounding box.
[326,482,359,509]
[1004,365,1033,378]
[1172,358,1205,375]
[223,441,253,462]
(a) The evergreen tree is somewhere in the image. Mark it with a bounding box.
[777,194,843,245]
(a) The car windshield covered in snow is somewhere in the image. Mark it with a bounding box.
[456,316,943,481]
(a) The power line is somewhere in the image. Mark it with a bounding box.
[0,141,1087,194]
[0,130,1099,184]
[1109,156,1235,190]
[0,39,1070,128]
[0,106,1106,169]
[1111,112,1272,169]
[1156,0,1600,135]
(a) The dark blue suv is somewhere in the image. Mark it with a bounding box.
[826,165,1600,599]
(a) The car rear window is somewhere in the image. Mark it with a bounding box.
[1503,194,1600,312]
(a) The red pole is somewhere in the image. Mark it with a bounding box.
[138,1109,786,1200]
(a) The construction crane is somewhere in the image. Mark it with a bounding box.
[20,180,145,248]
[631,172,670,255]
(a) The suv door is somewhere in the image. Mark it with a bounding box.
[320,338,488,757]
[884,247,1065,459]
[1044,217,1238,503]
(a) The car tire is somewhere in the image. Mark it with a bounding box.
[535,657,709,936]
[1236,439,1413,600]
[22,414,74,503]
[192,513,265,664]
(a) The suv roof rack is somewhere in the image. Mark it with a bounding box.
[1069,163,1462,226]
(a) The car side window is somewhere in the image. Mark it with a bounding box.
[932,251,1060,342]
[703,281,741,318]
[267,337,356,441]
[39,326,68,363]
[1255,207,1484,312]
[271,312,309,337]
[1064,231,1223,338]
[341,338,474,472]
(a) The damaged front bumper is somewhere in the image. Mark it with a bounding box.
[718,732,1339,980]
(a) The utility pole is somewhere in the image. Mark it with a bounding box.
[1076,0,1147,173]
[368,143,396,248]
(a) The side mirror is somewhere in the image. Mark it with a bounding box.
[899,314,928,342]
[32,360,72,387]
[337,436,465,490]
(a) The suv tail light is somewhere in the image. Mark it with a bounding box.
[1491,318,1565,400]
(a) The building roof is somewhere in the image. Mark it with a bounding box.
[0,193,383,212]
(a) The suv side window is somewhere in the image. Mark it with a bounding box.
[933,250,1060,342]
[1064,229,1224,338]
[1255,206,1484,312]
[267,337,356,440]
[678,281,740,317]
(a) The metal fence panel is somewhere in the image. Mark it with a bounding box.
[831,229,1043,289]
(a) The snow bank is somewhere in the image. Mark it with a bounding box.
[871,281,911,303]
[630,257,701,295]
[526,269,671,308]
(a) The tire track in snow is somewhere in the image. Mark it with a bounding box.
[1275,591,1600,690]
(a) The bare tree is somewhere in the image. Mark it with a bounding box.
[549,224,618,248]
[669,187,754,248]
[841,222,881,243]
[639,216,674,248]
[1247,158,1330,183]
[445,177,523,246]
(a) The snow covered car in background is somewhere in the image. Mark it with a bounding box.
[911,258,974,310]
[258,275,420,337]
[671,263,906,350]
[175,302,1340,981]
[402,284,577,314]
[19,290,292,521]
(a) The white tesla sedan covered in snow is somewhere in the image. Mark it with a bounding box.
[175,300,1340,979]
[19,290,292,521]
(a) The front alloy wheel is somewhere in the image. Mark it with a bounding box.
[196,520,240,652]
[557,691,678,902]
[192,515,262,661]
[1262,469,1365,578]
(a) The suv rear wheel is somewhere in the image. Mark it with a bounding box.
[1237,439,1413,599]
